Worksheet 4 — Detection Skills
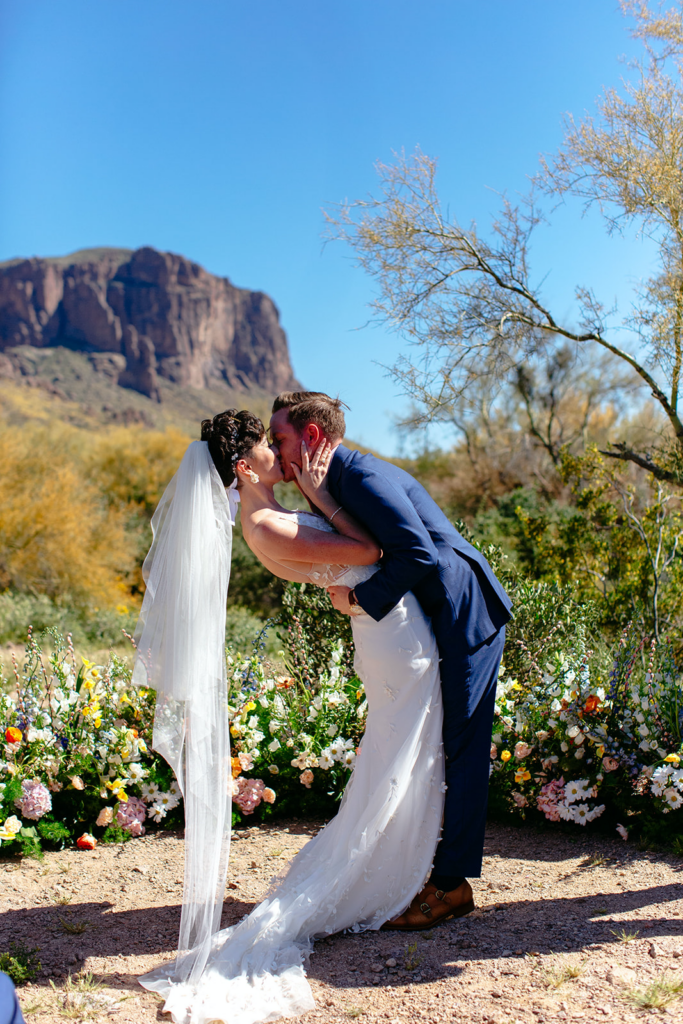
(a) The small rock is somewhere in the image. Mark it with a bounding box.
[370,963,384,973]
[607,965,637,986]
[133,865,149,874]
[385,958,397,968]
[673,950,682,958]
[491,989,502,998]
[501,949,514,957]
[648,942,662,958]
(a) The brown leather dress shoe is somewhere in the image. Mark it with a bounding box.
[380,880,474,931]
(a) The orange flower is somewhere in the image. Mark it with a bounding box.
[231,757,243,779]
[5,727,21,744]
[76,833,97,850]
[276,677,294,689]
[514,769,531,783]
[584,695,601,714]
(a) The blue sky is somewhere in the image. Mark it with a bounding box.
[0,1,653,453]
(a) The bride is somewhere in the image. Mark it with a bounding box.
[134,409,450,1024]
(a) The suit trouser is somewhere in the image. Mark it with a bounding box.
[432,626,505,879]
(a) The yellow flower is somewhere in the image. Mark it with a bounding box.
[664,753,681,764]
[137,739,147,752]
[511,682,522,691]
[501,750,512,762]
[230,726,241,738]
[108,778,124,791]
[597,745,605,758]
[116,604,129,615]
[82,679,94,693]
[116,789,128,802]
[244,701,256,712]
[515,769,531,783]
[81,658,94,670]
[94,718,102,728]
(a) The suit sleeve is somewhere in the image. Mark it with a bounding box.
[334,466,439,621]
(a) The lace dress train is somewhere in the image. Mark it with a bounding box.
[140,515,445,1024]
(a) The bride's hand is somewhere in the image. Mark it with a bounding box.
[292,439,333,505]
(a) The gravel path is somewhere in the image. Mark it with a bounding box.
[6,820,683,1024]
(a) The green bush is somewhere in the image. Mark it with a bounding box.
[0,942,41,985]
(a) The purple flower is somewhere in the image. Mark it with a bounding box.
[15,780,52,820]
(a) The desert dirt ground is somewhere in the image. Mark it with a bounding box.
[5,819,683,1024]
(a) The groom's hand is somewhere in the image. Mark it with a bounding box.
[327,585,353,615]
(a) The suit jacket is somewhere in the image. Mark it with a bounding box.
[327,445,512,651]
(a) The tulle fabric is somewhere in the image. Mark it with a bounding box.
[132,440,233,983]
[140,514,444,1024]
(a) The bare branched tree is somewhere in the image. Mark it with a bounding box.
[327,0,683,483]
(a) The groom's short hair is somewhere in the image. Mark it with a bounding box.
[272,391,347,440]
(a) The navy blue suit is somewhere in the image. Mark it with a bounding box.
[327,445,512,878]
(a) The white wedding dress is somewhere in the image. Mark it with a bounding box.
[140,512,445,1024]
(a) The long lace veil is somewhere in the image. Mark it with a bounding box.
[132,440,233,982]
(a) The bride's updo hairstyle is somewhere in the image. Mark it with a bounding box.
[200,409,266,487]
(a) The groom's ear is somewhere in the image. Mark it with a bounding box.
[304,422,322,447]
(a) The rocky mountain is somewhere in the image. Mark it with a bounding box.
[0,247,300,405]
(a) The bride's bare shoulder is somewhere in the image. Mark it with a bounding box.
[244,508,298,538]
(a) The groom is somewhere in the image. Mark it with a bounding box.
[270,391,512,930]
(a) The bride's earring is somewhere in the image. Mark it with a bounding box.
[247,469,260,484]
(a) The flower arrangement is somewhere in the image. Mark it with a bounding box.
[2,603,683,855]
[226,638,367,824]
[0,627,181,855]
[488,621,683,846]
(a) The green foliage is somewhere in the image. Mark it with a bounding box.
[0,942,41,985]
[0,590,138,648]
[36,818,72,849]
[278,581,355,682]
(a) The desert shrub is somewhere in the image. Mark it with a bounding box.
[0,942,41,985]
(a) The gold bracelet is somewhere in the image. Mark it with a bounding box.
[328,506,343,523]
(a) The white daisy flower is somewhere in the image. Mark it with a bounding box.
[342,750,356,767]
[664,787,683,810]
[141,782,160,801]
[564,780,589,804]
[128,763,147,783]
[318,750,334,770]
[329,738,346,760]
[570,803,590,825]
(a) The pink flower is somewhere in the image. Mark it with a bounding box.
[602,757,619,772]
[490,744,498,760]
[536,777,565,822]
[116,796,147,836]
[300,769,314,789]
[233,777,265,815]
[514,741,532,759]
[263,787,276,804]
[511,791,528,808]
[238,752,254,772]
[15,780,52,820]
